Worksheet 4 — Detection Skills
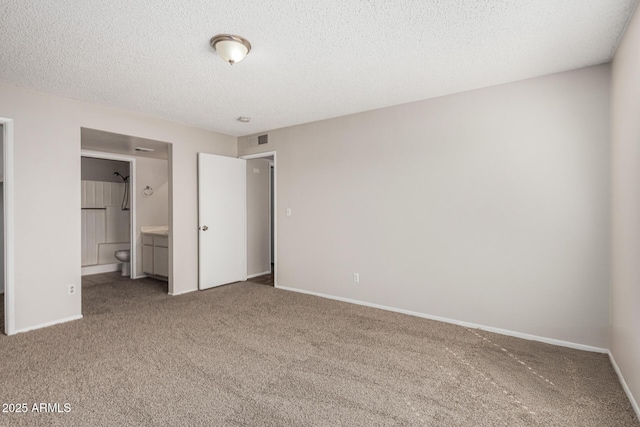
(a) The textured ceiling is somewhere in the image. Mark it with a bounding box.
[0,1,637,137]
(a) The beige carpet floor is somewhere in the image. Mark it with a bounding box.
[0,273,637,426]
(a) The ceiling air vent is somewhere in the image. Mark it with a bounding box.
[247,133,269,147]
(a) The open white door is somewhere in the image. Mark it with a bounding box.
[198,153,246,290]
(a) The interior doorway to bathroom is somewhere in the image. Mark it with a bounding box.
[80,128,172,296]
[80,156,133,277]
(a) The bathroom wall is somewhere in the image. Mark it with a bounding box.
[246,158,271,277]
[80,180,129,267]
[135,156,168,277]
[81,157,131,269]
[81,157,129,182]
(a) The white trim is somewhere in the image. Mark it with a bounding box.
[81,150,137,283]
[276,286,609,353]
[14,314,83,334]
[609,352,640,420]
[240,151,276,160]
[240,151,277,286]
[268,163,272,269]
[167,143,174,294]
[247,270,271,279]
[1,118,15,335]
[81,263,121,276]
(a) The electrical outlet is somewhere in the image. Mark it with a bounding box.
[68,284,76,295]
[286,208,292,217]
[353,273,360,283]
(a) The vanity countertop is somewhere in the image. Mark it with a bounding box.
[141,225,169,237]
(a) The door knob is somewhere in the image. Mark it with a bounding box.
[201,225,208,231]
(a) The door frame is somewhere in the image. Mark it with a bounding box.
[240,151,277,286]
[81,150,138,279]
[1,118,15,335]
[269,162,274,268]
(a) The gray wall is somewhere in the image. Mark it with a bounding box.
[239,64,611,349]
[1,124,3,294]
[0,81,236,333]
[81,157,129,182]
[246,158,271,276]
[611,2,640,414]
[0,123,4,176]
[0,184,3,294]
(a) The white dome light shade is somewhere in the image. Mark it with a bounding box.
[210,34,251,65]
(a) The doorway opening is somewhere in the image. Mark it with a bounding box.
[80,155,134,277]
[80,128,172,303]
[241,152,276,287]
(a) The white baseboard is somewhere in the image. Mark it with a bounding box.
[169,289,195,296]
[247,270,271,279]
[609,352,640,420]
[82,263,121,276]
[276,286,608,354]
[13,314,83,335]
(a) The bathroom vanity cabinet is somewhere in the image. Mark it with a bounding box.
[142,234,168,277]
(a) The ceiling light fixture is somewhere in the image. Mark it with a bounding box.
[237,116,251,123]
[210,34,251,65]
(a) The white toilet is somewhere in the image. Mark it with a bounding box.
[114,249,130,276]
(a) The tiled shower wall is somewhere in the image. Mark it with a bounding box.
[81,181,130,266]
